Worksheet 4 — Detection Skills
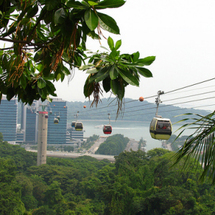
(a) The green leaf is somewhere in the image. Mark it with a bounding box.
[97,12,120,34]
[79,64,94,70]
[62,66,70,75]
[61,72,65,82]
[107,37,114,50]
[54,8,66,25]
[20,75,27,90]
[87,31,100,39]
[136,67,153,78]
[117,81,124,100]
[86,68,98,74]
[115,40,122,50]
[94,67,109,82]
[102,77,111,92]
[88,1,98,6]
[34,52,43,62]
[56,73,61,81]
[110,79,118,95]
[137,56,156,65]
[132,52,140,62]
[46,81,56,96]
[95,0,125,9]
[26,5,38,18]
[37,78,46,89]
[2,26,16,37]
[109,65,118,80]
[67,1,88,9]
[45,0,60,11]
[84,9,98,31]
[117,68,139,86]
[84,76,94,97]
[6,88,15,101]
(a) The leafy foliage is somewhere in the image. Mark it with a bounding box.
[0,0,154,113]
[80,37,155,113]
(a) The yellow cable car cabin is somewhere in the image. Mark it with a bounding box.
[150,117,172,140]
[75,122,83,131]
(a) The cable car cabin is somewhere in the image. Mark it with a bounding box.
[150,117,172,140]
[54,118,59,124]
[103,125,112,134]
[75,122,83,131]
[71,121,76,128]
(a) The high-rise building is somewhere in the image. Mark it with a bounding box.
[69,127,84,141]
[25,106,38,143]
[19,101,38,144]
[0,97,17,143]
[47,98,67,144]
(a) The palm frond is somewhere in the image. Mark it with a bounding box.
[171,111,215,183]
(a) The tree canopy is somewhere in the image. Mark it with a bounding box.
[0,0,155,111]
[1,140,215,214]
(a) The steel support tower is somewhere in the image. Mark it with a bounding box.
[37,111,48,166]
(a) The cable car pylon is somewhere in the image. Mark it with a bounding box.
[149,90,172,140]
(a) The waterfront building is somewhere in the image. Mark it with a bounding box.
[0,97,17,143]
[70,128,84,141]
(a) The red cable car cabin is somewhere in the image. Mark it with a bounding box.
[103,125,112,134]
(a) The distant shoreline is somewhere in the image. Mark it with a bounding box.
[80,119,150,123]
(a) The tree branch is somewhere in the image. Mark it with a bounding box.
[0,37,31,44]
[0,47,14,51]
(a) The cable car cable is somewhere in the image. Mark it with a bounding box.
[164,77,215,95]
[162,90,215,103]
[121,103,215,119]
[69,77,215,118]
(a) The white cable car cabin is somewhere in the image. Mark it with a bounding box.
[75,122,83,131]
[150,117,172,140]
[103,125,112,134]
[54,118,59,124]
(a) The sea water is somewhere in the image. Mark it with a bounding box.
[82,120,191,151]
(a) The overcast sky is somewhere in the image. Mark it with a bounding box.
[53,0,215,110]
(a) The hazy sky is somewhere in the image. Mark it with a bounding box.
[53,0,215,110]
[1,1,215,110]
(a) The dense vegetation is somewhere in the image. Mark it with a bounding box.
[95,134,129,155]
[1,140,215,214]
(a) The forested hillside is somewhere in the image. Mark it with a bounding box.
[95,134,129,155]
[67,98,210,123]
[1,141,215,214]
